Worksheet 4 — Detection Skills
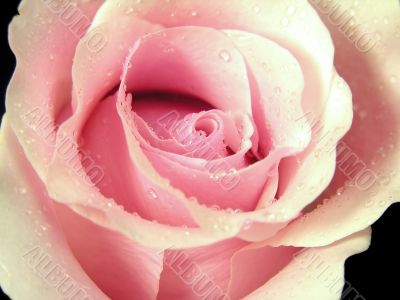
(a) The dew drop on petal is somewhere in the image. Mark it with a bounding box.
[242,219,253,231]
[148,189,158,200]
[383,17,389,25]
[287,6,296,15]
[125,7,134,14]
[267,213,276,221]
[274,86,282,95]
[218,50,231,62]
[336,186,345,196]
[281,17,289,26]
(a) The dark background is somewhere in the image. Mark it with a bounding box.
[0,1,399,299]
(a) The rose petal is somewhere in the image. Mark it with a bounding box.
[267,0,400,247]
[94,0,334,124]
[70,15,163,119]
[157,239,247,299]
[266,72,353,223]
[0,118,108,300]
[81,94,198,226]
[54,202,163,300]
[122,26,251,115]
[227,243,298,299]
[244,228,371,299]
[6,0,103,180]
[117,61,289,239]
[224,29,310,156]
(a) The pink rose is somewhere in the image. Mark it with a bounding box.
[0,0,399,299]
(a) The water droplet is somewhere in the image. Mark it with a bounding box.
[210,173,220,181]
[125,7,134,14]
[274,86,281,95]
[191,11,198,17]
[336,186,345,196]
[378,175,391,186]
[266,213,276,221]
[163,47,175,53]
[219,50,231,62]
[390,75,397,84]
[19,187,27,194]
[378,199,387,207]
[281,17,289,26]
[222,224,231,231]
[148,189,158,200]
[375,31,382,41]
[369,189,378,197]
[210,204,221,211]
[358,109,367,119]
[182,225,190,235]
[287,6,296,15]
[383,17,389,25]
[242,220,253,231]
[187,197,197,205]
[253,6,260,13]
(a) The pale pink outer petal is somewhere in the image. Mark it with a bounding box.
[6,0,104,181]
[267,0,400,247]
[243,228,371,300]
[227,244,298,299]
[0,118,108,300]
[54,203,164,300]
[265,72,353,223]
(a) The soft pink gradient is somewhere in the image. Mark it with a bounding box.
[1,0,398,300]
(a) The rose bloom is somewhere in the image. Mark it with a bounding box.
[0,0,399,299]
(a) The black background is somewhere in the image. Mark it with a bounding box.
[0,1,399,299]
